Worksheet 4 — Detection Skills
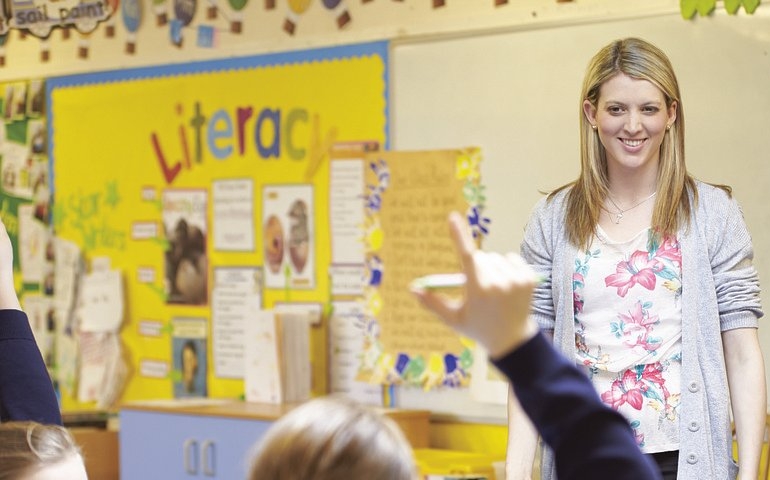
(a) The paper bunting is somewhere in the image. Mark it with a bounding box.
[679,0,759,17]
[104,0,120,37]
[227,0,248,33]
[77,34,90,59]
[196,25,215,47]
[174,0,196,25]
[284,0,311,35]
[206,0,217,19]
[723,0,760,14]
[171,0,196,46]
[169,18,183,46]
[122,0,141,54]
[322,0,351,29]
[153,0,169,25]
[40,37,50,62]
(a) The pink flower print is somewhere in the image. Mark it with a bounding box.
[655,235,682,266]
[605,251,662,297]
[640,363,665,388]
[618,302,660,353]
[573,292,584,314]
[601,370,646,410]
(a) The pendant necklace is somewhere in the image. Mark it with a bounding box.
[606,191,657,224]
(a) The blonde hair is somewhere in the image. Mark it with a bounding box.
[248,396,417,480]
[0,421,82,480]
[556,37,710,249]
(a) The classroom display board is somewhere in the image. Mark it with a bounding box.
[392,11,770,420]
[48,41,389,408]
[356,148,484,390]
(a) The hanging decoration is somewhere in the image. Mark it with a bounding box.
[77,31,90,58]
[40,37,50,62]
[283,0,311,35]
[196,24,216,47]
[4,0,114,38]
[103,0,120,37]
[1,0,758,65]
[205,0,217,19]
[321,0,350,29]
[174,0,196,28]
[169,18,182,45]
[171,0,196,46]
[680,0,715,17]
[152,0,168,25]
[121,0,140,54]
[226,0,248,33]
[680,0,760,17]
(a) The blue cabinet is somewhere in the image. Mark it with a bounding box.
[120,400,430,479]
[120,409,273,479]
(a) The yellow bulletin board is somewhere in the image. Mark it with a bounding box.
[47,42,388,409]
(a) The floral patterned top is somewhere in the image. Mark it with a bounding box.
[574,226,683,454]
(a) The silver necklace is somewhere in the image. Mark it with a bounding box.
[606,191,657,224]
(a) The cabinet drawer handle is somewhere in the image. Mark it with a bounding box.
[202,440,216,476]
[183,438,199,474]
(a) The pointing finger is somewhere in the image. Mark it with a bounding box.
[447,212,477,279]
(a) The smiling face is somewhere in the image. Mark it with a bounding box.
[583,73,677,179]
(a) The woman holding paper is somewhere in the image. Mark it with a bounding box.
[504,37,765,480]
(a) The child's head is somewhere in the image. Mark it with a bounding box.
[0,421,87,480]
[249,396,418,480]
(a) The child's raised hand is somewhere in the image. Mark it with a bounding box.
[411,211,538,358]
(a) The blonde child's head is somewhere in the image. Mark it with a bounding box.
[0,421,87,480]
[249,396,418,480]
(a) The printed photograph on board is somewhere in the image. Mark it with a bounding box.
[162,189,208,305]
[172,317,208,398]
[262,184,315,289]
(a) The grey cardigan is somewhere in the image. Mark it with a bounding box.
[520,181,763,480]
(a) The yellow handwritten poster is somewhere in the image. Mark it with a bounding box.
[358,148,489,390]
[48,42,388,408]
